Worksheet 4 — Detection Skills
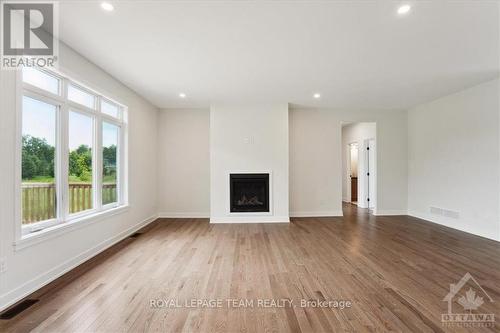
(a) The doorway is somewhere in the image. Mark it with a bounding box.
[349,143,359,204]
[341,122,377,213]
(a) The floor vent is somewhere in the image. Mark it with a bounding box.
[0,299,39,320]
[129,232,142,238]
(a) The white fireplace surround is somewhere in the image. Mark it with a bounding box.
[209,104,290,223]
[226,170,273,217]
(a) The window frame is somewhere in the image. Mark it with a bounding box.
[101,120,122,209]
[22,67,62,96]
[16,67,128,241]
[67,107,97,219]
[20,91,63,234]
[67,82,97,110]
[101,98,122,119]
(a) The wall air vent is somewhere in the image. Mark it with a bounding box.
[430,207,459,219]
[443,209,460,219]
[430,207,443,215]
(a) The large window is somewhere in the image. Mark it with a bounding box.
[20,68,126,236]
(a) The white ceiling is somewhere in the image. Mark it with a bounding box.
[58,1,499,109]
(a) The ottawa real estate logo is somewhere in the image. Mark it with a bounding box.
[1,1,58,69]
[442,272,495,328]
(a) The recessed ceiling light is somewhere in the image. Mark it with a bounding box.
[179,93,186,98]
[313,93,321,99]
[397,4,411,15]
[101,2,114,11]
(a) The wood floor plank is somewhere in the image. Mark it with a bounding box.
[1,203,500,332]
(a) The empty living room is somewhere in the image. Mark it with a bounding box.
[1,0,500,332]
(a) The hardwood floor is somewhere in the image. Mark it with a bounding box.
[1,203,500,332]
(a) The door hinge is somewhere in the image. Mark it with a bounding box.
[367,172,370,176]
[367,198,370,202]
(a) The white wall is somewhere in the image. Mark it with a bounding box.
[408,79,500,241]
[288,109,343,216]
[157,107,406,219]
[210,104,289,223]
[289,108,408,216]
[341,123,376,208]
[0,43,159,311]
[157,109,210,217]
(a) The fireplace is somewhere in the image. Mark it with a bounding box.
[230,173,270,213]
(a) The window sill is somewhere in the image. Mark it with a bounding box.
[14,205,130,252]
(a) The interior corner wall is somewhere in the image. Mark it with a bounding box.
[408,78,500,241]
[210,104,289,223]
[289,109,343,217]
[341,123,376,208]
[289,108,408,217]
[157,109,210,217]
[0,42,160,311]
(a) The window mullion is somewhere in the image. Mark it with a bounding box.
[95,98,103,211]
[59,79,70,222]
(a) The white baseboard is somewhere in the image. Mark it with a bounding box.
[407,210,499,242]
[158,212,210,218]
[210,216,290,223]
[0,214,159,313]
[373,210,408,216]
[290,211,344,217]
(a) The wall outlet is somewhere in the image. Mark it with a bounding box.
[0,259,6,273]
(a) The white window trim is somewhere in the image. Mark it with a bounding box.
[67,82,98,110]
[14,206,130,251]
[14,67,129,248]
[101,98,122,120]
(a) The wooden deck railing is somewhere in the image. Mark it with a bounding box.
[68,183,93,214]
[102,184,117,205]
[22,183,56,224]
[22,183,117,224]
